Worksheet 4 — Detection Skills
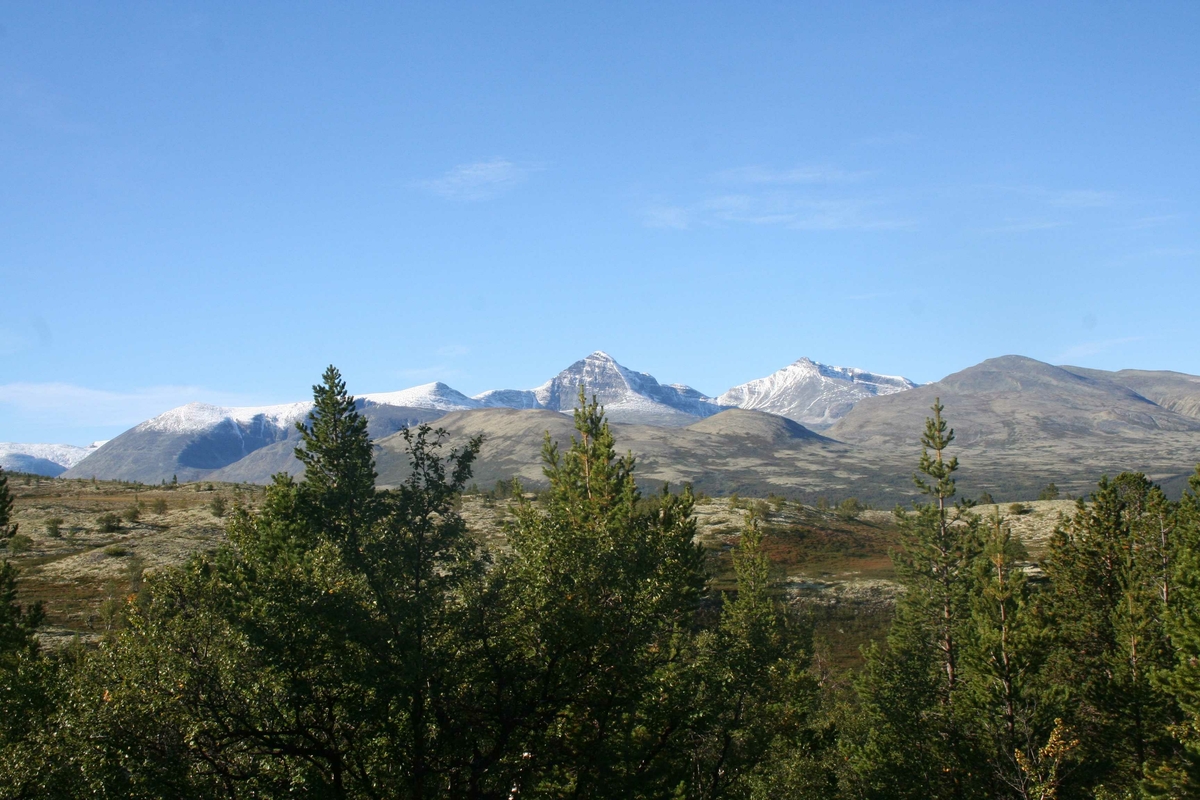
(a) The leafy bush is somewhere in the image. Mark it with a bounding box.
[103,544,128,558]
[1038,482,1060,501]
[45,517,64,538]
[122,504,141,524]
[977,491,994,505]
[7,533,33,554]
[835,497,864,521]
[150,497,168,515]
[210,495,227,518]
[1008,502,1030,516]
[96,512,121,533]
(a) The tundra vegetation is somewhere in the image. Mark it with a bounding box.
[0,370,1199,798]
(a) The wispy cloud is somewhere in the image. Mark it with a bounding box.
[420,159,539,201]
[390,366,463,383]
[703,194,914,231]
[1056,336,1145,362]
[1123,214,1184,230]
[987,184,1122,209]
[979,219,1068,234]
[643,164,912,232]
[0,383,257,429]
[854,130,920,147]
[642,206,690,229]
[715,165,872,185]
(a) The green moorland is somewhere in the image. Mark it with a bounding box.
[1,367,1199,798]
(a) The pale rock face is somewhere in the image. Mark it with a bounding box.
[717,357,916,429]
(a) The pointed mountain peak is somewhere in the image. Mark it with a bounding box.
[717,357,916,429]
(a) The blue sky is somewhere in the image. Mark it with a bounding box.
[2,2,1198,444]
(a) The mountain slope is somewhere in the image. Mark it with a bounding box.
[373,407,845,497]
[528,351,724,425]
[1061,366,1200,420]
[0,442,103,476]
[717,357,915,429]
[830,356,1200,447]
[63,400,446,483]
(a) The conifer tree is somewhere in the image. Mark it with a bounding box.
[852,399,985,799]
[1042,472,1180,795]
[1155,467,1200,794]
[960,511,1063,797]
[494,387,707,797]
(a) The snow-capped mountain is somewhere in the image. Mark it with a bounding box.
[137,401,314,435]
[0,441,106,477]
[717,357,916,429]
[527,351,723,424]
[51,351,917,484]
[362,382,480,412]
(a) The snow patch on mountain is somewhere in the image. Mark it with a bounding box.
[137,401,315,435]
[529,351,723,420]
[717,357,916,428]
[362,382,480,411]
[0,441,102,470]
[473,388,542,409]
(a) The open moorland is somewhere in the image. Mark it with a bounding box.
[5,474,1077,665]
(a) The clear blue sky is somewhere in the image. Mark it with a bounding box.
[2,2,1198,444]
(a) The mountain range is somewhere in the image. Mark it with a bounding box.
[21,351,905,482]
[5,352,1200,504]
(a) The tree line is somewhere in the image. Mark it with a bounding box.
[1,367,1199,798]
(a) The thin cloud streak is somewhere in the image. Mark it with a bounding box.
[715,165,872,184]
[0,383,260,429]
[420,159,540,201]
[1056,337,1145,362]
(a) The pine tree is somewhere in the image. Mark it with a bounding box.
[852,399,985,799]
[1042,472,1180,795]
[960,511,1065,798]
[1154,467,1200,794]
[492,387,708,797]
[294,364,379,550]
[0,467,16,546]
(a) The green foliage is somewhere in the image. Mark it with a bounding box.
[208,494,227,518]
[0,468,15,547]
[95,512,121,533]
[1042,473,1180,795]
[835,497,863,521]
[150,497,168,515]
[1038,482,1061,501]
[44,517,64,538]
[1009,502,1030,516]
[6,535,32,555]
[121,504,140,524]
[102,544,128,558]
[851,399,989,797]
[978,491,995,505]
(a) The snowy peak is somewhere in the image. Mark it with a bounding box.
[362,382,480,412]
[529,351,722,422]
[137,401,315,435]
[0,441,103,476]
[717,357,916,429]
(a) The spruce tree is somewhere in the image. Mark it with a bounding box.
[494,387,707,798]
[1154,467,1200,794]
[1042,472,1180,795]
[960,511,1064,797]
[852,399,985,799]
